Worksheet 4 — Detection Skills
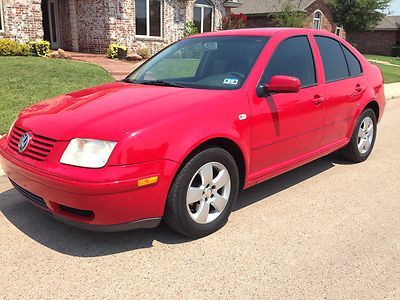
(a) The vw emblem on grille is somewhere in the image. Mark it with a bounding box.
[18,132,32,154]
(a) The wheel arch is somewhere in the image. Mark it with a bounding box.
[177,137,247,190]
[363,100,380,120]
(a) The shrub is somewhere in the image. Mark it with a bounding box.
[183,20,199,37]
[222,13,247,30]
[107,43,127,59]
[18,43,30,56]
[138,47,151,59]
[29,40,51,57]
[0,39,31,56]
[0,39,20,56]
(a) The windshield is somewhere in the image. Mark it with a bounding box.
[127,36,270,90]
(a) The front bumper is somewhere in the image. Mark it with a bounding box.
[0,137,179,231]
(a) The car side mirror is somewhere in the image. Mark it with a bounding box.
[266,75,301,93]
[257,75,301,97]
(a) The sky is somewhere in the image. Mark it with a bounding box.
[388,0,400,15]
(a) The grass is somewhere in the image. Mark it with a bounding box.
[368,62,400,84]
[0,57,114,133]
[364,54,400,66]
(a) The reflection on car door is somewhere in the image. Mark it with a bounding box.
[250,35,325,177]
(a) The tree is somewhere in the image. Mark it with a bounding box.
[269,2,307,27]
[328,0,391,32]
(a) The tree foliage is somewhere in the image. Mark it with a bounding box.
[327,0,391,32]
[270,3,307,27]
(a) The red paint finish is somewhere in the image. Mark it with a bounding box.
[0,28,385,228]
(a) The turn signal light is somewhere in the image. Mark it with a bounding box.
[138,176,159,187]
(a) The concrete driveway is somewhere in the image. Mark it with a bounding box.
[1,99,400,299]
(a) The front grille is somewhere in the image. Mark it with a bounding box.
[10,180,49,209]
[8,126,56,161]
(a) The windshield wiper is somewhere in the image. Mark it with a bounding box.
[139,80,186,88]
[121,78,135,83]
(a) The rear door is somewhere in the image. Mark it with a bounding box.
[314,36,366,146]
[249,35,325,176]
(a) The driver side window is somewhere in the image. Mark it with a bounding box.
[263,36,316,87]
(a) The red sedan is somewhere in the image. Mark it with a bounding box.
[0,28,385,238]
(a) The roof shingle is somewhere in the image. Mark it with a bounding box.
[232,0,315,14]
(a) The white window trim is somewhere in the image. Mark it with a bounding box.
[335,26,342,37]
[194,2,214,33]
[0,0,4,33]
[312,10,323,30]
[135,0,163,38]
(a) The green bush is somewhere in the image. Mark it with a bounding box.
[18,43,30,56]
[29,40,51,57]
[0,39,31,56]
[0,39,21,56]
[183,21,199,37]
[138,47,151,59]
[107,43,127,59]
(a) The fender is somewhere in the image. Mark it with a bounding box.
[108,88,252,174]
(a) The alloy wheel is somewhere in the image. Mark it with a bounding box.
[186,162,231,224]
[357,116,374,154]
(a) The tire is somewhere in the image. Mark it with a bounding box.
[340,108,377,163]
[164,147,239,238]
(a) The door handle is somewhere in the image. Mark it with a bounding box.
[355,84,363,93]
[313,95,325,106]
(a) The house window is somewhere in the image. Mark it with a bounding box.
[135,0,161,37]
[335,26,342,37]
[312,10,322,30]
[194,0,213,33]
[0,0,4,32]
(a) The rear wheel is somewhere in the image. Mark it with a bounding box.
[164,147,239,238]
[340,108,377,162]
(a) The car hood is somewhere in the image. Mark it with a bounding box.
[16,82,229,141]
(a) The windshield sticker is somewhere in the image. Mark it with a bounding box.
[223,78,239,85]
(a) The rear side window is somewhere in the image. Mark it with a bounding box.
[342,45,362,76]
[315,36,348,82]
[263,36,316,87]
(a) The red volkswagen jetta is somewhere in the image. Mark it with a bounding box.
[0,28,385,237]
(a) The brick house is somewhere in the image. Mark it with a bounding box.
[233,0,345,38]
[0,0,229,54]
[346,16,400,56]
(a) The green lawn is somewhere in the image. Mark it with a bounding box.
[0,57,114,133]
[368,62,400,84]
[364,54,400,66]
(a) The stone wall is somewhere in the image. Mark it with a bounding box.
[0,0,226,54]
[0,0,43,42]
[107,0,226,55]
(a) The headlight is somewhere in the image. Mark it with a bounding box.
[60,138,117,168]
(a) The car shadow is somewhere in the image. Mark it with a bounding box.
[0,153,349,257]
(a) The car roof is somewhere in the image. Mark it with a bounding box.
[189,28,339,39]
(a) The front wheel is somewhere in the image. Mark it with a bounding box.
[340,108,377,163]
[164,147,239,238]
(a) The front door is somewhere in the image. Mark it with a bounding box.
[250,35,324,177]
[47,0,60,49]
